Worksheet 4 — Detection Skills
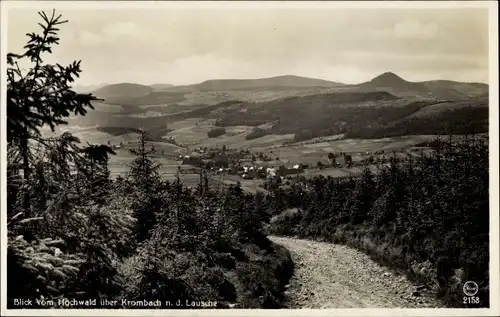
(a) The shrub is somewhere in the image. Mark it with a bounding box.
[293,129,313,142]
[245,128,269,140]
[207,128,226,138]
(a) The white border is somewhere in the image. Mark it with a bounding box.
[1,1,498,316]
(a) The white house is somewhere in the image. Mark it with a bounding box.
[266,167,277,177]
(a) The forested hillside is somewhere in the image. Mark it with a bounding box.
[213,93,488,140]
[267,136,489,307]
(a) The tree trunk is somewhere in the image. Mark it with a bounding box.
[21,130,31,212]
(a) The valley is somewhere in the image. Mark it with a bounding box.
[61,72,489,192]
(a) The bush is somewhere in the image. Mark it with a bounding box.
[207,128,226,138]
[245,128,269,140]
[293,130,313,142]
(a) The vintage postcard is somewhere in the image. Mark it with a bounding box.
[1,1,498,316]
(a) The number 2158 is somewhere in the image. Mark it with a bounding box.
[463,296,480,305]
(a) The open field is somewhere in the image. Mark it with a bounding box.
[108,156,261,192]
[91,102,125,113]
[108,157,196,179]
[303,164,389,178]
[196,132,294,151]
[165,118,225,146]
[167,118,216,130]
[107,155,181,175]
[219,179,266,194]
[42,125,142,145]
[119,141,188,156]
[115,110,165,118]
[216,175,267,194]
[264,135,456,166]
[106,148,266,192]
[46,116,489,189]
[165,118,294,149]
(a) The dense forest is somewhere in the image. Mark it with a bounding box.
[6,11,292,309]
[213,96,488,141]
[266,136,489,307]
[345,107,489,139]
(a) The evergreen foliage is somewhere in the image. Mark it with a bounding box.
[245,128,269,140]
[207,127,226,138]
[6,11,292,309]
[268,136,489,307]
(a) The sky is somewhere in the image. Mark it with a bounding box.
[6,6,490,86]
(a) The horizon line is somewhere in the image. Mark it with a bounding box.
[75,72,490,89]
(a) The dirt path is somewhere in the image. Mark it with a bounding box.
[269,236,445,309]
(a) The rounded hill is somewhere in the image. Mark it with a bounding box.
[92,83,154,100]
[195,75,344,91]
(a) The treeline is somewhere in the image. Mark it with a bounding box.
[96,126,175,144]
[6,11,292,309]
[345,107,488,139]
[266,136,489,307]
[215,118,270,127]
[96,126,144,136]
[245,128,270,140]
[106,91,187,107]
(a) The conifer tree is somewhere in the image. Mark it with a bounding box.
[7,10,99,215]
[7,10,99,181]
[127,129,162,241]
[7,11,136,307]
[127,129,161,189]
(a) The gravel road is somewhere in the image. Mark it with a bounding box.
[269,236,445,309]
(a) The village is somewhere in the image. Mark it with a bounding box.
[173,145,392,181]
[104,135,415,187]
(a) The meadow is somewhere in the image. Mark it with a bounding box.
[261,135,440,166]
[165,118,294,150]
[74,116,480,188]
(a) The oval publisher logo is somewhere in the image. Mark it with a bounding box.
[463,281,479,296]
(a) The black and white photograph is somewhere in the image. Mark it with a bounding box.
[1,1,499,315]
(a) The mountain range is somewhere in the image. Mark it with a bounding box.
[354,72,488,100]
[86,72,488,107]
